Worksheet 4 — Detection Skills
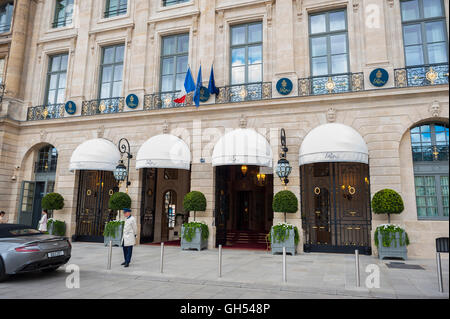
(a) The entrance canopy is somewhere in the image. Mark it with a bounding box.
[299,123,369,166]
[136,134,191,170]
[212,129,273,168]
[69,138,121,172]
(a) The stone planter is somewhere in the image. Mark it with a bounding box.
[377,231,408,260]
[47,221,66,236]
[271,228,297,256]
[104,223,124,247]
[181,225,208,251]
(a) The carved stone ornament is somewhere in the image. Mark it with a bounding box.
[163,120,169,134]
[97,125,105,138]
[40,130,48,142]
[430,101,441,118]
[327,108,337,123]
[239,115,247,128]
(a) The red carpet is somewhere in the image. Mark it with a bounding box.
[144,240,181,247]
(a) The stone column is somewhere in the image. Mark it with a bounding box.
[4,0,30,99]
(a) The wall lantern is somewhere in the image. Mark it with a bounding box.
[114,138,133,192]
[276,128,292,187]
[241,165,248,176]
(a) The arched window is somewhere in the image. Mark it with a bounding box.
[164,191,177,228]
[411,123,449,219]
[36,145,58,173]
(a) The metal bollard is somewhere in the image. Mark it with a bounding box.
[160,242,165,274]
[282,247,287,283]
[218,245,222,278]
[436,252,444,293]
[355,249,360,287]
[107,240,112,270]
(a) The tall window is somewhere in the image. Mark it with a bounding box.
[163,0,189,6]
[45,54,68,106]
[36,145,58,173]
[160,34,189,92]
[309,10,349,77]
[164,191,177,229]
[411,123,449,219]
[0,2,13,33]
[104,0,128,18]
[53,0,74,28]
[401,0,448,66]
[0,58,5,84]
[230,22,262,85]
[99,44,124,99]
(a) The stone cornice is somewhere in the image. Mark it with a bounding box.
[216,0,272,12]
[147,10,200,24]
[88,23,136,36]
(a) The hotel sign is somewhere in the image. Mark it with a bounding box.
[126,94,139,109]
[369,68,389,87]
[65,101,76,115]
[276,78,293,95]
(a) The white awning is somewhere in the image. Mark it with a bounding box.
[70,138,121,172]
[136,134,191,170]
[212,129,273,168]
[299,123,369,166]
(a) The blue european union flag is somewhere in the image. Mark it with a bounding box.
[208,66,219,95]
[184,67,196,93]
[193,66,202,107]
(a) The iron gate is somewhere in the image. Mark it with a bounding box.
[301,162,372,255]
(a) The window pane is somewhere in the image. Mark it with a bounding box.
[175,74,185,91]
[57,89,65,103]
[248,46,262,64]
[329,11,346,31]
[51,56,61,72]
[162,58,174,75]
[49,74,58,89]
[100,83,110,99]
[103,47,115,64]
[248,64,262,83]
[163,37,176,55]
[310,14,326,34]
[114,65,123,81]
[177,35,189,53]
[424,0,443,18]
[231,66,245,85]
[58,73,66,89]
[405,45,424,66]
[330,34,347,54]
[232,48,245,67]
[112,81,122,97]
[422,132,432,143]
[331,54,348,74]
[60,55,68,71]
[403,24,422,45]
[248,23,262,43]
[101,66,113,83]
[426,21,446,43]
[311,37,327,57]
[161,75,173,92]
[231,25,246,45]
[115,45,124,62]
[47,90,56,105]
[176,55,188,73]
[428,43,448,64]
[312,56,328,76]
[401,0,420,21]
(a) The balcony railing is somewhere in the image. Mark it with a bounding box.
[104,7,127,18]
[27,104,65,121]
[216,82,272,104]
[144,91,192,110]
[34,161,58,173]
[52,18,72,28]
[298,72,364,96]
[81,97,125,116]
[395,63,449,88]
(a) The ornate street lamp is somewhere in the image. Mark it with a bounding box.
[276,128,292,187]
[114,138,133,192]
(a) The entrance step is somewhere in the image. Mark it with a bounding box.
[225,230,269,247]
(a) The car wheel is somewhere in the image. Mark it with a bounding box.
[0,258,7,282]
[42,266,60,273]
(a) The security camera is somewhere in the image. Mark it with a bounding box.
[15,165,20,170]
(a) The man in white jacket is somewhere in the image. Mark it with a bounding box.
[121,208,137,268]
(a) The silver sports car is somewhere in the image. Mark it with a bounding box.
[0,224,71,282]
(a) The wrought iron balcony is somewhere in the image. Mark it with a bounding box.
[104,7,127,18]
[34,161,58,173]
[144,91,193,110]
[395,63,449,88]
[298,72,364,96]
[216,82,272,104]
[52,18,72,28]
[81,97,125,116]
[27,104,65,121]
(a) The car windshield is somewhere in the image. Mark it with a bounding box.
[9,229,42,236]
[0,227,42,238]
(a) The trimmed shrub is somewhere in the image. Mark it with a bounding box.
[183,191,207,221]
[108,192,132,210]
[372,189,404,223]
[273,190,298,222]
[41,193,64,211]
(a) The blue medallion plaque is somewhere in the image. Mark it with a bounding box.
[276,78,293,95]
[199,86,210,103]
[65,101,76,115]
[369,68,389,87]
[126,94,139,109]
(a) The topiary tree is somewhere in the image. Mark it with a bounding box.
[41,193,65,212]
[273,190,298,223]
[108,192,131,212]
[183,191,207,221]
[372,189,404,224]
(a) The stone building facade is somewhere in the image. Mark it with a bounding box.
[0,0,448,258]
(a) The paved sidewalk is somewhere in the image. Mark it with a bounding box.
[1,242,448,299]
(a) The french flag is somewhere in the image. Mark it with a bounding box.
[174,67,196,104]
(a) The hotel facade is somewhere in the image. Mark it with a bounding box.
[0,0,448,258]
